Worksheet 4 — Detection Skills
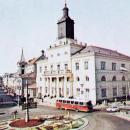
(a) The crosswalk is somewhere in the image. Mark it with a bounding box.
[0,120,9,130]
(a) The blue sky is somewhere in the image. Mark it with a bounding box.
[0,0,130,75]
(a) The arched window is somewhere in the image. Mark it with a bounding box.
[112,76,116,81]
[76,77,80,81]
[86,76,89,81]
[122,76,125,81]
[101,76,106,81]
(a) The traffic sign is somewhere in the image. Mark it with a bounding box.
[22,102,37,110]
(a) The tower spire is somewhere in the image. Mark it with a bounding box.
[65,0,67,7]
[20,48,25,63]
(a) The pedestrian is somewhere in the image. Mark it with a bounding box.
[12,110,18,120]
[123,102,126,106]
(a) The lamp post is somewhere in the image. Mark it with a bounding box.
[18,79,21,107]
[25,78,29,123]
[120,67,129,102]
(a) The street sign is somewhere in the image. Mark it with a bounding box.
[22,102,37,110]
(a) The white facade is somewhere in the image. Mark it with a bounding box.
[95,54,130,102]
[36,40,130,105]
[72,52,96,104]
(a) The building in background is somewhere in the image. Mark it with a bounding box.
[2,72,20,96]
[17,50,38,98]
[0,76,3,87]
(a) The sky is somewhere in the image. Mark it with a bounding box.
[0,0,130,75]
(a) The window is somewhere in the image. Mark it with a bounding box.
[86,89,89,92]
[101,76,106,81]
[67,77,69,82]
[80,102,83,105]
[101,61,106,70]
[64,51,68,55]
[76,77,80,81]
[45,66,47,71]
[67,101,70,104]
[39,67,42,73]
[57,53,60,56]
[112,76,116,81]
[77,88,80,91]
[101,88,107,98]
[67,88,69,95]
[122,87,126,95]
[51,54,53,57]
[71,101,74,104]
[45,87,47,93]
[121,64,125,68]
[81,91,84,94]
[86,76,89,81]
[113,88,117,97]
[52,78,55,82]
[50,65,53,71]
[40,77,42,81]
[64,64,68,70]
[57,64,60,71]
[84,61,88,70]
[112,63,116,71]
[122,76,125,81]
[63,100,66,103]
[75,62,79,70]
[75,101,78,105]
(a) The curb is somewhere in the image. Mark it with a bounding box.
[76,118,89,130]
[113,112,130,122]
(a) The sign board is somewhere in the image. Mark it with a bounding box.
[22,102,37,110]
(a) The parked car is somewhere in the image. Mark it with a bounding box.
[106,106,120,112]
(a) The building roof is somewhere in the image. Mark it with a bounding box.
[73,45,130,60]
[36,50,47,62]
[21,72,36,79]
[27,58,38,65]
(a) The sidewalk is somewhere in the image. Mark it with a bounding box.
[113,111,130,121]
[36,98,56,107]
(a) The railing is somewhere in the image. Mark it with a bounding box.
[44,70,72,75]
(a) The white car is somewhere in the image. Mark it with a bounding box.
[106,106,120,112]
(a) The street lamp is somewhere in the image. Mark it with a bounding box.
[18,79,21,107]
[120,67,129,102]
[25,78,29,123]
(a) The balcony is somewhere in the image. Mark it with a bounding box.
[44,70,73,77]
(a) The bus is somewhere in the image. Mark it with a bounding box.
[56,98,93,112]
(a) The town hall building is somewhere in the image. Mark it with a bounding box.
[36,3,130,105]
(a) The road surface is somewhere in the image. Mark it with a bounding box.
[0,105,130,130]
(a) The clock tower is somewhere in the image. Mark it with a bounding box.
[57,3,74,40]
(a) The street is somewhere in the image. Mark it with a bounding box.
[0,105,130,130]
